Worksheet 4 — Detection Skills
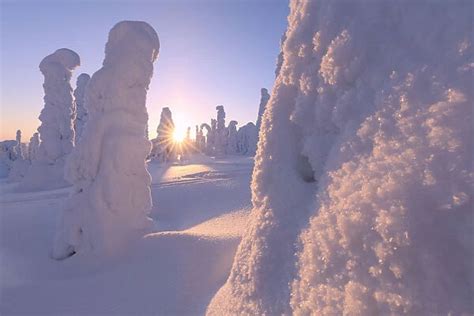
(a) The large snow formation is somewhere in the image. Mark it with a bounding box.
[52,21,160,259]
[215,105,227,156]
[20,48,80,190]
[28,133,40,162]
[208,0,473,314]
[0,140,18,178]
[8,130,30,181]
[74,73,91,143]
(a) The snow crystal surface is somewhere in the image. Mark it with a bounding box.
[52,21,160,259]
[207,0,473,314]
[20,48,80,190]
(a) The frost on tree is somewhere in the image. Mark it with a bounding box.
[74,73,91,143]
[52,21,160,259]
[256,88,270,133]
[236,122,257,156]
[151,107,175,162]
[20,48,80,190]
[207,0,473,315]
[0,140,18,178]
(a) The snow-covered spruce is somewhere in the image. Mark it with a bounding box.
[52,21,160,259]
[236,122,257,156]
[8,130,30,182]
[207,0,473,314]
[0,140,19,178]
[215,105,226,156]
[151,107,175,162]
[256,88,270,133]
[28,133,40,162]
[20,48,80,190]
[226,120,238,155]
[74,73,91,143]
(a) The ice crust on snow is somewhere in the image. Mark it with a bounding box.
[52,21,160,259]
[207,0,473,314]
[20,48,80,190]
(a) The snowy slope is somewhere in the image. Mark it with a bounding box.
[0,155,253,315]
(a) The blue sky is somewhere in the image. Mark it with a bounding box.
[0,0,289,140]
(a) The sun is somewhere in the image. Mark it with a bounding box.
[172,128,186,143]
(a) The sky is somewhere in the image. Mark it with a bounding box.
[0,0,289,141]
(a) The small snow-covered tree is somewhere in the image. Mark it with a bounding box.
[52,21,160,259]
[226,120,238,155]
[28,133,40,162]
[8,130,30,181]
[74,73,91,143]
[20,48,80,190]
[215,105,226,156]
[236,122,257,156]
[207,1,473,315]
[256,88,270,133]
[151,107,175,162]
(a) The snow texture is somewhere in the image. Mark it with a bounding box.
[74,73,91,143]
[20,48,80,190]
[52,21,160,259]
[207,0,473,314]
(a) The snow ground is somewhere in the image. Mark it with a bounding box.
[0,155,253,315]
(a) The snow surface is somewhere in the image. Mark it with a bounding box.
[208,0,473,315]
[0,155,253,314]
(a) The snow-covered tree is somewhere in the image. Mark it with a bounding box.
[256,88,270,133]
[236,122,257,156]
[207,1,473,315]
[20,48,80,190]
[0,140,18,178]
[226,120,238,155]
[74,73,91,143]
[28,133,40,162]
[215,105,226,156]
[151,107,175,162]
[52,21,160,259]
[8,130,30,181]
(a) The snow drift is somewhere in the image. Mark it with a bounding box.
[207,0,473,314]
[20,48,80,190]
[52,21,160,259]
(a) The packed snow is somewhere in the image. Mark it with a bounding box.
[0,155,254,314]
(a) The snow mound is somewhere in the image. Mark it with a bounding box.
[207,0,473,315]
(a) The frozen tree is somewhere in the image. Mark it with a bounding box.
[20,48,80,190]
[207,1,473,315]
[28,133,40,162]
[151,107,175,162]
[215,105,226,156]
[200,123,211,154]
[194,125,203,151]
[226,120,238,155]
[256,88,270,133]
[8,130,30,181]
[0,140,18,178]
[74,73,91,143]
[52,21,160,259]
[14,130,24,160]
[236,122,257,156]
